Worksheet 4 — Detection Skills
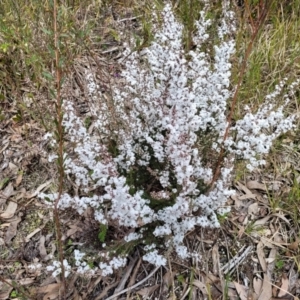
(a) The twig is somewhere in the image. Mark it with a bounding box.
[117,15,141,23]
[179,287,191,300]
[53,0,66,298]
[105,266,160,300]
[101,46,119,54]
[220,245,253,274]
[115,255,138,293]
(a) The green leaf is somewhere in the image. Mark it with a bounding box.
[42,28,52,35]
[177,274,186,285]
[42,71,53,81]
[10,290,18,298]
[98,223,108,242]
[44,196,52,202]
[0,177,10,189]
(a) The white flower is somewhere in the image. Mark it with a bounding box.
[46,260,71,278]
[143,250,166,267]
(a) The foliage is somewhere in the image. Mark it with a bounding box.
[98,223,108,243]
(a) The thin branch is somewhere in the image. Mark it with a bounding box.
[53,0,66,298]
[104,266,160,300]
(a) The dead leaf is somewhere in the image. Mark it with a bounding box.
[66,224,83,238]
[38,235,48,259]
[227,287,239,300]
[15,172,23,186]
[72,291,82,300]
[265,257,276,264]
[190,286,197,300]
[239,193,257,200]
[192,280,208,295]
[44,241,57,261]
[234,197,245,209]
[272,213,290,225]
[212,243,220,275]
[95,282,119,300]
[260,236,288,250]
[0,182,14,199]
[238,225,245,238]
[233,281,248,300]
[257,241,267,272]
[19,278,35,285]
[268,248,277,274]
[247,181,267,191]
[39,277,56,287]
[25,227,41,242]
[242,215,249,225]
[0,201,18,219]
[253,215,272,227]
[261,237,276,249]
[258,272,272,300]
[163,270,173,287]
[288,238,300,251]
[236,181,256,200]
[0,282,13,300]
[203,273,220,285]
[0,222,10,228]
[195,235,214,244]
[4,217,21,244]
[8,162,18,173]
[136,284,160,297]
[166,295,177,300]
[253,277,263,298]
[15,188,26,200]
[278,274,289,297]
[37,283,60,300]
[248,203,260,216]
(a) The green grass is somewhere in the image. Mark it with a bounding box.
[235,1,300,111]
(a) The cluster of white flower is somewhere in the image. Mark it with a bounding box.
[143,249,167,267]
[44,248,126,277]
[74,250,95,275]
[46,259,72,278]
[124,232,143,242]
[27,262,43,277]
[42,1,299,273]
[225,78,300,170]
[99,255,127,276]
[142,244,167,266]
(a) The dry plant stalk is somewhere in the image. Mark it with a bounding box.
[53,0,66,297]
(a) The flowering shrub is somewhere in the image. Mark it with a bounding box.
[41,1,299,275]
